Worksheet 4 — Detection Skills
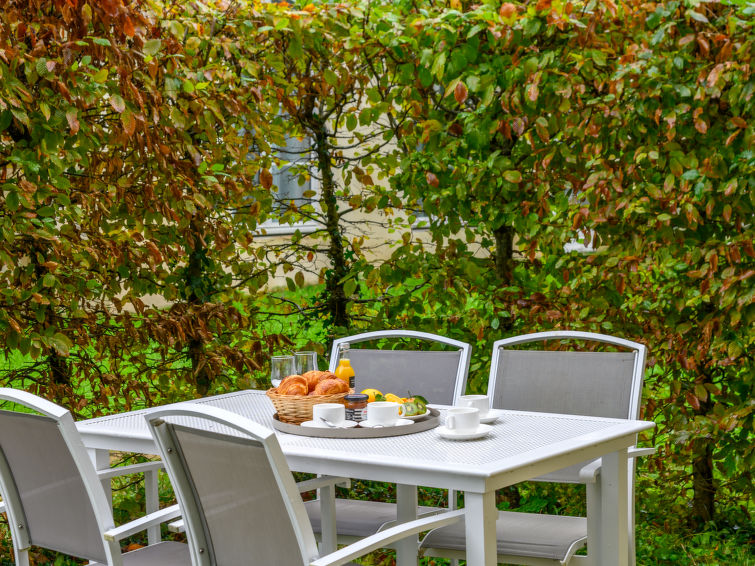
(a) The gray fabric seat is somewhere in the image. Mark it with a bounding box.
[421,511,587,561]
[0,388,186,566]
[89,541,190,566]
[304,499,441,537]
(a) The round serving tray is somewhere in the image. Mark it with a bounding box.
[272,408,440,438]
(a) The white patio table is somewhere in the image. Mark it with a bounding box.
[77,389,653,566]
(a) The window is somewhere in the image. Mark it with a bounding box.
[258,134,320,236]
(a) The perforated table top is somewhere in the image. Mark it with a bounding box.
[78,389,653,491]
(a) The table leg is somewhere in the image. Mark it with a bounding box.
[586,478,602,566]
[395,483,418,566]
[464,490,497,566]
[601,449,629,566]
[318,481,338,555]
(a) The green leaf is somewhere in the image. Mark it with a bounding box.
[6,191,19,211]
[343,278,357,296]
[92,67,108,83]
[93,37,111,47]
[503,170,522,183]
[143,39,162,56]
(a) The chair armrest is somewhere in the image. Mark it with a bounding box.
[578,459,603,483]
[97,461,164,480]
[103,504,181,542]
[628,447,655,458]
[310,509,465,566]
[297,476,351,493]
[167,518,185,533]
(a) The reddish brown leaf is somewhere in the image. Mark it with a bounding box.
[685,391,701,411]
[101,0,119,17]
[731,117,746,128]
[725,130,740,146]
[66,108,79,134]
[707,63,724,87]
[8,318,21,333]
[454,81,468,105]
[499,3,517,20]
[426,171,439,188]
[145,241,162,263]
[526,82,539,102]
[260,168,273,189]
[123,16,135,38]
[121,110,135,136]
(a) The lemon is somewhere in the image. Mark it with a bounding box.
[384,393,403,404]
[361,388,382,403]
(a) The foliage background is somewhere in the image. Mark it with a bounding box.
[0,0,753,563]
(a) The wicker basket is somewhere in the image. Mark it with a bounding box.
[266,388,352,424]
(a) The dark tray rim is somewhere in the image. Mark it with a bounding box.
[272,408,440,438]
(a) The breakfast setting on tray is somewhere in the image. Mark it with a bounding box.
[265,350,504,440]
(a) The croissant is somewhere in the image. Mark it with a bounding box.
[277,375,308,396]
[302,370,337,392]
[312,378,349,396]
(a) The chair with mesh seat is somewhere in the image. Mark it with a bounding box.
[421,331,652,566]
[0,388,187,566]
[305,330,472,545]
[145,403,464,566]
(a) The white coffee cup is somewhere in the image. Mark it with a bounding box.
[446,407,480,433]
[312,403,346,427]
[366,401,400,426]
[458,395,490,418]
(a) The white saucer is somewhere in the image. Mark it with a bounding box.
[437,424,492,440]
[359,418,413,428]
[300,420,359,429]
[479,410,504,425]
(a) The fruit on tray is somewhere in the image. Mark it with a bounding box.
[360,388,382,403]
[384,393,403,404]
[400,397,427,417]
[360,388,429,416]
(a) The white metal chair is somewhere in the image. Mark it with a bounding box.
[145,403,464,566]
[421,331,651,566]
[0,388,186,566]
[309,330,472,545]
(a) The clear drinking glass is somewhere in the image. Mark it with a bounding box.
[270,355,295,387]
[295,351,318,375]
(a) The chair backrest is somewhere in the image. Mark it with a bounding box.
[488,331,647,420]
[328,330,472,405]
[146,404,319,566]
[0,389,116,564]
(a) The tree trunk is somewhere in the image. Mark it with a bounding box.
[186,240,212,396]
[493,225,514,284]
[313,122,349,329]
[691,391,715,528]
[48,351,70,385]
[691,438,715,527]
